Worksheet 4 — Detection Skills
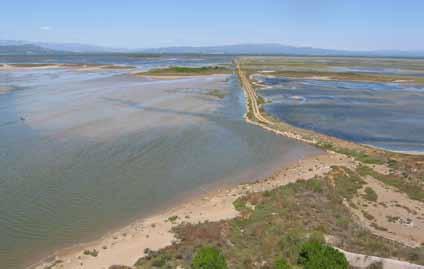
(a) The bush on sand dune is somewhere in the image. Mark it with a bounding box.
[298,242,348,269]
[192,246,228,269]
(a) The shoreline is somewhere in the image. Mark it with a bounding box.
[250,74,424,156]
[132,73,230,80]
[33,151,333,269]
[30,180,235,269]
[361,142,424,156]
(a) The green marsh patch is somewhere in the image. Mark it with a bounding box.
[138,66,232,76]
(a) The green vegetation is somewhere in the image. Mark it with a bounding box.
[83,249,98,257]
[257,95,266,105]
[298,242,348,269]
[240,56,424,74]
[246,97,255,121]
[168,215,179,223]
[192,246,228,269]
[275,258,291,269]
[316,142,385,164]
[138,66,232,76]
[135,252,171,268]
[363,187,378,202]
[270,70,424,84]
[332,166,365,200]
[357,164,424,202]
[386,215,400,223]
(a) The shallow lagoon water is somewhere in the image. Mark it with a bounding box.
[259,76,424,153]
[0,54,232,71]
[0,56,319,268]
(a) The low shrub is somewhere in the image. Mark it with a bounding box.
[83,249,98,257]
[298,242,348,269]
[192,246,228,269]
[363,187,378,202]
[275,258,291,269]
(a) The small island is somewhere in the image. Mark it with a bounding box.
[135,65,232,77]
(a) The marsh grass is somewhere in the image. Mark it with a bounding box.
[316,142,385,164]
[139,66,232,76]
[270,70,424,84]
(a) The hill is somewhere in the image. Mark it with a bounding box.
[0,44,64,55]
[1,40,423,57]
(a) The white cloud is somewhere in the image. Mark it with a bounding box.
[40,26,52,31]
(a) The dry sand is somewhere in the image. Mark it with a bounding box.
[349,174,424,247]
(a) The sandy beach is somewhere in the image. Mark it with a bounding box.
[35,150,348,269]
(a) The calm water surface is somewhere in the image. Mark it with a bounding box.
[258,75,424,152]
[0,55,319,268]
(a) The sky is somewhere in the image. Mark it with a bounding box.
[1,0,423,51]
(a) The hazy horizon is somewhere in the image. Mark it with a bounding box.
[1,0,424,51]
[3,40,424,53]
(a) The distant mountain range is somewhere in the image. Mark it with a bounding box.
[142,44,424,58]
[0,43,66,55]
[1,40,423,57]
[141,44,341,55]
[0,40,124,54]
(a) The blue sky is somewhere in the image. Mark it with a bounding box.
[1,0,423,50]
